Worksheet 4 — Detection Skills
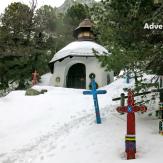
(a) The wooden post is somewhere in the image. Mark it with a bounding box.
[126,72,130,84]
[120,93,125,106]
[160,76,163,88]
[159,90,163,135]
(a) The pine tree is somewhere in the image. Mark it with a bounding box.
[0,2,51,91]
[92,0,162,87]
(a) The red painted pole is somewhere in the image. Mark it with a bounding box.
[127,113,135,135]
[116,89,147,160]
[32,70,39,86]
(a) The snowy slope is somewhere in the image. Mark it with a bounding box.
[0,76,162,163]
[38,73,52,86]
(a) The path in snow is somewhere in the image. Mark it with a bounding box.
[0,105,114,163]
[0,104,160,163]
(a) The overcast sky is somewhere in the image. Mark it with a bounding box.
[0,0,100,14]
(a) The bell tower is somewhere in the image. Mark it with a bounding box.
[73,19,95,41]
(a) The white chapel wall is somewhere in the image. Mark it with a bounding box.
[50,56,114,89]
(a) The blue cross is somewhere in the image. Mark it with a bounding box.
[126,72,130,84]
[83,79,107,124]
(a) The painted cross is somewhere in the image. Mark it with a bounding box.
[116,89,147,160]
[126,72,130,84]
[83,77,107,124]
[32,70,39,86]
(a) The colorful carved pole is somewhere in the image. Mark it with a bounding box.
[116,89,147,160]
[83,74,107,124]
[159,89,163,135]
[32,70,39,86]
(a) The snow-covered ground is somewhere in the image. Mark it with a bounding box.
[0,74,162,163]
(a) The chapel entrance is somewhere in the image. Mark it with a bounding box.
[66,63,86,89]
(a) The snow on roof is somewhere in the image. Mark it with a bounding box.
[49,41,109,63]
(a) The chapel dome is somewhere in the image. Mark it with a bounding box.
[49,41,109,64]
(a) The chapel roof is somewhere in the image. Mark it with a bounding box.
[76,18,93,28]
[49,41,109,64]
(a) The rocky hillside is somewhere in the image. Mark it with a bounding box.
[58,0,96,13]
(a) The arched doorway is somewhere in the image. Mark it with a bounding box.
[66,63,86,89]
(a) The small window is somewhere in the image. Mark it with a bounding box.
[56,77,60,83]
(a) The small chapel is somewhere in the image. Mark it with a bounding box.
[49,19,114,89]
